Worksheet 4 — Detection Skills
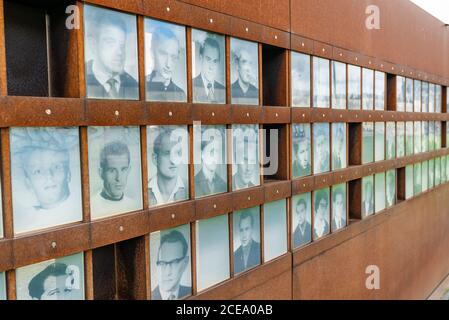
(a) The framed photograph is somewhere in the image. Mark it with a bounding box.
[192,29,226,104]
[0,272,5,300]
[194,125,227,198]
[291,193,312,249]
[332,61,346,109]
[414,122,422,154]
[405,78,414,112]
[144,18,187,102]
[374,71,385,110]
[435,157,441,186]
[312,57,330,108]
[362,122,374,164]
[332,123,347,170]
[230,37,259,105]
[0,172,3,238]
[396,76,405,112]
[386,169,396,208]
[195,214,229,292]
[446,156,449,182]
[331,183,347,232]
[436,85,442,113]
[362,68,374,110]
[405,165,413,199]
[361,175,374,219]
[422,82,429,112]
[374,122,385,162]
[84,5,139,100]
[386,122,396,160]
[414,80,421,112]
[429,83,435,113]
[429,159,435,188]
[396,122,405,158]
[374,172,385,213]
[88,126,142,220]
[313,123,330,174]
[150,224,191,300]
[442,156,447,184]
[447,122,449,148]
[414,163,422,196]
[147,125,189,207]
[429,121,435,151]
[10,127,82,234]
[232,124,260,190]
[263,199,287,262]
[292,124,311,178]
[348,65,361,110]
[435,122,442,149]
[233,206,261,274]
[405,122,414,156]
[291,52,311,107]
[16,252,84,300]
[422,121,429,152]
[313,188,330,239]
[422,161,428,192]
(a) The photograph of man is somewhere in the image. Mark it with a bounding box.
[148,126,189,206]
[386,122,396,160]
[291,52,310,107]
[152,230,191,300]
[332,123,346,170]
[313,189,330,239]
[292,195,311,248]
[0,273,4,300]
[397,122,405,157]
[145,19,186,102]
[362,122,374,164]
[386,170,396,208]
[331,185,346,231]
[234,209,261,274]
[332,61,346,109]
[0,179,3,238]
[192,32,225,104]
[414,164,422,195]
[84,6,138,100]
[232,125,260,191]
[362,176,374,218]
[230,38,259,105]
[313,123,330,174]
[194,126,227,198]
[313,57,330,108]
[292,124,311,178]
[348,65,361,110]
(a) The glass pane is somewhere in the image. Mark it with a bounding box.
[374,173,385,213]
[413,80,421,112]
[396,122,405,157]
[312,57,330,108]
[386,122,396,160]
[362,175,374,218]
[291,52,311,107]
[374,122,385,162]
[396,76,405,112]
[405,122,414,156]
[313,123,330,174]
[386,169,396,208]
[374,71,385,110]
[348,65,361,110]
[331,183,347,231]
[414,122,421,154]
[292,124,312,178]
[291,193,312,248]
[414,163,422,195]
[422,161,428,192]
[405,78,413,112]
[263,199,287,261]
[232,124,260,190]
[405,165,413,199]
[362,122,374,164]
[313,188,330,239]
[332,61,346,109]
[332,123,347,170]
[362,68,374,110]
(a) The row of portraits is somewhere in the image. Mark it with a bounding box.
[396,77,444,113]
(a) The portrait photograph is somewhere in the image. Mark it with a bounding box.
[374,71,385,110]
[88,126,142,220]
[414,163,422,195]
[332,123,347,170]
[441,157,447,184]
[406,78,414,112]
[405,165,414,200]
[144,18,187,102]
[332,61,347,109]
[447,123,449,149]
[414,122,422,154]
[292,124,311,178]
[436,85,442,113]
[386,122,396,160]
[313,188,330,239]
[194,125,227,198]
[331,183,347,232]
[312,57,330,108]
[313,123,330,174]
[446,156,449,182]
[374,173,385,213]
[435,157,441,186]
[429,84,435,113]
[84,5,139,100]
[421,82,429,112]
[396,122,405,158]
[263,199,287,262]
[347,64,361,110]
[0,175,3,238]
[150,224,191,300]
[16,252,84,300]
[429,121,435,151]
[147,125,189,207]
[361,175,374,219]
[405,122,414,156]
[192,29,226,104]
[291,192,312,249]
[362,122,374,164]
[10,127,82,234]
[421,161,428,192]
[429,159,435,188]
[196,214,229,292]
[396,76,405,112]
[414,80,421,112]
[233,206,261,274]
[362,68,374,110]
[374,122,385,162]
[291,52,311,107]
[230,37,259,105]
[422,121,429,152]
[0,272,5,300]
[232,124,260,191]
[435,122,442,149]
[386,169,396,208]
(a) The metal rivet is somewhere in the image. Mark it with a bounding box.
[369,61,372,65]
[322,114,325,118]
[322,48,325,52]
[211,112,215,117]
[369,114,371,118]
[355,114,358,118]
[246,112,250,117]
[381,64,384,68]
[355,57,358,61]
[276,189,279,194]
[247,196,251,200]
[168,111,173,116]
[166,7,170,12]
[274,35,278,40]
[51,241,57,249]
[339,53,343,57]
[381,115,383,118]
[171,214,175,219]
[119,226,124,232]
[245,27,249,32]
[302,113,305,118]
[114,110,119,116]
[45,109,52,115]
[339,114,343,118]
[209,18,213,23]
[401,69,404,73]
[275,113,278,117]
[213,204,217,209]
[302,184,306,187]
[323,179,326,183]
[392,67,394,70]
[301,42,305,47]
[340,175,343,179]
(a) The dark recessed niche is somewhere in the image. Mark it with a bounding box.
[386,73,397,112]
[396,167,406,202]
[348,123,362,166]
[262,44,287,107]
[263,124,288,182]
[92,244,117,300]
[348,179,362,221]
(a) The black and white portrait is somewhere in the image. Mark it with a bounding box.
[374,173,385,213]
[405,165,414,199]
[436,85,442,113]
[435,158,441,186]
[422,121,429,152]
[414,122,422,154]
[406,78,414,112]
[386,169,396,208]
[232,124,260,191]
[429,84,435,113]
[421,161,429,192]
[194,125,227,198]
[84,5,138,100]
[145,18,187,102]
[414,80,421,112]
[313,57,330,108]
[396,122,405,158]
[362,122,374,164]
[192,30,225,104]
[405,122,414,156]
[16,253,84,300]
[331,184,347,232]
[414,163,422,195]
[147,126,189,207]
[422,82,429,112]
[362,68,374,110]
[435,122,442,149]
[429,159,435,188]
[10,127,82,234]
[150,224,191,300]
[230,38,259,105]
[291,52,311,107]
[396,76,405,112]
[332,123,346,170]
[374,122,385,162]
[361,175,374,219]
[0,173,3,238]
[292,124,311,178]
[386,122,396,160]
[233,206,261,274]
[332,61,346,109]
[263,199,287,262]
[313,123,330,174]
[0,272,5,300]
[429,121,435,151]
[196,214,229,292]
[88,127,142,219]
[374,71,385,110]
[292,193,312,249]
[348,65,361,110]
[313,188,330,239]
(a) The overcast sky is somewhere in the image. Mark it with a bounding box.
[409,0,449,24]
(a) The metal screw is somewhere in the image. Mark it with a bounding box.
[276,189,279,194]
[245,27,249,32]
[51,241,57,249]
[212,112,215,117]
[171,214,175,219]
[301,42,305,47]
[274,35,278,40]
[166,7,170,12]
[119,226,124,232]
[45,109,52,115]
[213,204,217,209]
[114,110,119,116]
[275,113,279,117]
[246,112,250,117]
[209,18,213,23]
[169,111,173,117]
[247,196,251,200]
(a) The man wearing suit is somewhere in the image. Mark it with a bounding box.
[386,171,396,207]
[293,197,311,248]
[292,125,311,178]
[231,45,258,105]
[193,37,225,104]
[362,179,374,218]
[233,126,258,191]
[314,124,330,174]
[86,13,138,100]
[234,212,260,274]
[313,189,330,239]
[152,230,191,300]
[331,187,346,231]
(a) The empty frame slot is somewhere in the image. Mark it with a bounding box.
[386,74,397,111]
[348,179,362,221]
[92,244,117,300]
[396,167,406,202]
[262,44,287,106]
[263,125,288,181]
[348,123,362,166]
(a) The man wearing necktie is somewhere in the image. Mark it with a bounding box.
[331,187,346,231]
